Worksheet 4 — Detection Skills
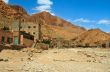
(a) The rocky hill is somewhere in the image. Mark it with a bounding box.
[9,5,29,18]
[28,12,86,39]
[0,0,29,27]
[72,29,110,47]
[0,0,16,17]
[0,0,28,19]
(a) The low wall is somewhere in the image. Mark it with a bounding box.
[23,38,34,47]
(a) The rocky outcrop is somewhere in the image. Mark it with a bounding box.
[0,0,28,19]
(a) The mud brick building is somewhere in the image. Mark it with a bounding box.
[0,30,34,47]
[0,30,13,44]
[11,21,39,42]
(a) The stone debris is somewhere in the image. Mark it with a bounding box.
[0,48,109,72]
[0,58,8,62]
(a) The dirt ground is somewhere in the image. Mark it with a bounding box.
[0,48,110,72]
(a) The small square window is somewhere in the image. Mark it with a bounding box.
[33,32,35,34]
[28,26,31,28]
[1,36,5,44]
[33,26,36,28]
[20,26,22,29]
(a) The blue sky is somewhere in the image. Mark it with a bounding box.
[3,0,110,32]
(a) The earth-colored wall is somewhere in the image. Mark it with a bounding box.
[0,30,13,44]
[23,38,34,47]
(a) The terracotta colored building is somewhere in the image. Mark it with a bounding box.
[0,30,13,44]
[0,30,34,47]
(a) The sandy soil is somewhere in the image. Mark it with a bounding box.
[0,48,110,72]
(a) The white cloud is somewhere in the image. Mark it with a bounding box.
[73,18,94,23]
[34,5,51,12]
[67,19,72,22]
[98,19,110,25]
[68,18,110,25]
[37,0,53,5]
[34,0,55,15]
[2,0,9,4]
[73,18,110,25]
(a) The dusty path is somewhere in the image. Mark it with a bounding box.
[0,48,110,72]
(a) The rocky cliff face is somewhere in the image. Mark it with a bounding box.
[9,5,29,18]
[0,0,28,19]
[0,0,16,18]
[0,0,29,29]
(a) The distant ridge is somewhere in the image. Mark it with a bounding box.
[72,28,110,46]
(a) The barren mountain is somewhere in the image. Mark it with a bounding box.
[72,29,110,46]
[28,12,86,39]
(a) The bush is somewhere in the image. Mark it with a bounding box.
[0,45,11,52]
[41,39,51,45]
[11,45,26,50]
[35,43,49,50]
